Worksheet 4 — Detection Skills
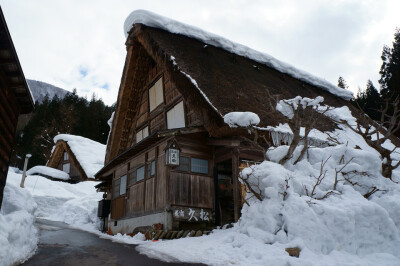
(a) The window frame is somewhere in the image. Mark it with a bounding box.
[149,77,164,112]
[62,163,70,174]
[113,177,121,199]
[63,152,69,161]
[136,126,149,143]
[119,175,127,196]
[172,155,209,175]
[166,101,186,129]
[190,157,209,174]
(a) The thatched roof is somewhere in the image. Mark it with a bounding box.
[106,11,353,162]
[48,134,106,179]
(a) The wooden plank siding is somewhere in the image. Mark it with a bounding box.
[0,82,20,208]
[169,172,214,208]
[111,197,125,220]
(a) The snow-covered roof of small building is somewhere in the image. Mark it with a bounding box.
[124,10,353,101]
[26,166,70,181]
[53,134,106,179]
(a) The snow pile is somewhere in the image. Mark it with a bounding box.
[124,10,353,100]
[224,112,260,128]
[136,104,400,265]
[53,134,106,178]
[276,96,324,119]
[0,176,38,265]
[27,165,70,180]
[6,171,102,232]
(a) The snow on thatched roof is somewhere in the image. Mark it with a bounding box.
[53,134,106,179]
[124,10,353,101]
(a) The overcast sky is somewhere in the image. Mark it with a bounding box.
[2,0,400,105]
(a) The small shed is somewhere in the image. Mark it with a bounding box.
[0,7,34,209]
[47,134,106,183]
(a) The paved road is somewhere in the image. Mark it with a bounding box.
[23,219,203,266]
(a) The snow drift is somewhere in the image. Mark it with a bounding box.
[136,101,400,266]
[0,175,38,266]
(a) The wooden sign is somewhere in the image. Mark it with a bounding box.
[172,206,213,222]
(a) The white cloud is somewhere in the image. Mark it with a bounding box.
[2,0,400,105]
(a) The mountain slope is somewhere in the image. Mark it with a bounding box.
[27,79,69,103]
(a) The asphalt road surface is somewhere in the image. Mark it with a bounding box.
[23,219,203,266]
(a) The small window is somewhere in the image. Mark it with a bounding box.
[136,127,149,143]
[120,175,127,195]
[147,160,156,177]
[151,160,156,176]
[167,101,185,129]
[128,170,137,186]
[113,178,121,198]
[63,152,69,160]
[62,163,70,174]
[176,156,189,172]
[149,78,164,111]
[137,166,145,182]
[191,158,208,174]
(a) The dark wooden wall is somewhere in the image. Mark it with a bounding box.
[0,81,20,208]
[55,152,81,180]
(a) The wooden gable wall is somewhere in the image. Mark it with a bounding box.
[47,141,87,181]
[124,59,204,149]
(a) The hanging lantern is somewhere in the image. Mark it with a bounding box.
[165,139,180,166]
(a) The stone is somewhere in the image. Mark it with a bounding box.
[182,230,190,237]
[159,231,167,239]
[285,247,301,258]
[165,231,173,239]
[153,230,162,240]
[189,230,196,237]
[170,231,178,239]
[176,230,184,238]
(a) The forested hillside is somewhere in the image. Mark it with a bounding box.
[10,90,114,168]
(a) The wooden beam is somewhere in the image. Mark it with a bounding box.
[207,138,240,147]
[232,148,241,222]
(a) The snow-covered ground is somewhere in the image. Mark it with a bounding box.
[0,170,38,266]
[3,99,400,265]
[1,171,102,265]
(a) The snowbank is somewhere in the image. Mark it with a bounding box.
[53,134,106,179]
[224,112,260,128]
[124,10,353,101]
[135,104,400,266]
[27,165,70,180]
[6,171,101,232]
[1,176,38,266]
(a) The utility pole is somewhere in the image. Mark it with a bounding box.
[20,154,31,188]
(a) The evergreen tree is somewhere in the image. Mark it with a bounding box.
[359,80,381,121]
[10,91,114,169]
[379,28,400,99]
[338,76,349,89]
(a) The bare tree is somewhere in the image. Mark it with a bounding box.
[277,98,332,165]
[342,97,400,179]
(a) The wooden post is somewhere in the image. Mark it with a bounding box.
[20,154,31,188]
[232,148,240,222]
